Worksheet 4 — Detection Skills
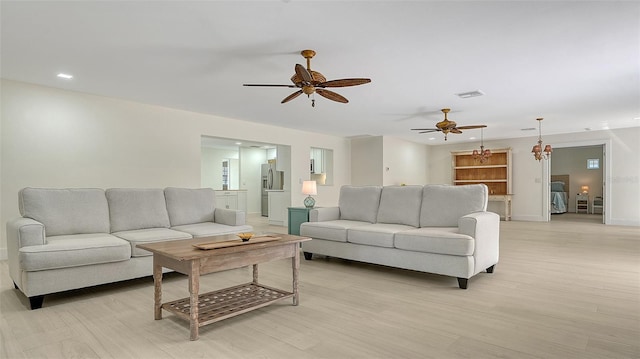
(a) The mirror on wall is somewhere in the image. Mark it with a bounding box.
[310,147,333,186]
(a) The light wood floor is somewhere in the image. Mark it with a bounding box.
[1,216,638,358]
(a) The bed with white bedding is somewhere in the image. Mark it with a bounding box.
[550,175,570,214]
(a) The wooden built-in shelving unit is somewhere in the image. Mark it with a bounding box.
[451,148,513,220]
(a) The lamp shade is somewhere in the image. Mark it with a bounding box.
[581,185,589,193]
[302,181,317,195]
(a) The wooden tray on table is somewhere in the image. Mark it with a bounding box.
[192,235,281,250]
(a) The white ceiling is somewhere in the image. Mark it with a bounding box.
[2,1,639,145]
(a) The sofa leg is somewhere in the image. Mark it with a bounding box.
[457,278,468,289]
[486,265,495,273]
[303,252,313,260]
[29,295,44,310]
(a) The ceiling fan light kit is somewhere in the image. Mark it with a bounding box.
[243,49,371,107]
[532,117,552,161]
[411,108,486,141]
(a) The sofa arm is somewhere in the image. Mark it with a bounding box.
[459,211,500,274]
[309,207,340,222]
[7,217,46,248]
[214,208,246,226]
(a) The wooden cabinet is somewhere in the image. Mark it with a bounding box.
[452,148,513,220]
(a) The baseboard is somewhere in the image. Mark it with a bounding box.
[511,215,546,222]
[609,218,640,227]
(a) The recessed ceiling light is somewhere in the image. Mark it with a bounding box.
[57,73,73,79]
[469,136,476,140]
[428,137,436,140]
[455,90,484,99]
[235,142,242,145]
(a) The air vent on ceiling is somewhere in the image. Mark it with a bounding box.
[521,127,536,131]
[455,90,484,99]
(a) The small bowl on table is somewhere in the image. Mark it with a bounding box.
[237,232,254,242]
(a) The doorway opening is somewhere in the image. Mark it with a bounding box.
[547,139,610,224]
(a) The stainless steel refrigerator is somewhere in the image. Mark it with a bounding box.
[261,162,284,216]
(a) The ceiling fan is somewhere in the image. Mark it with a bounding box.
[243,49,371,107]
[411,108,486,140]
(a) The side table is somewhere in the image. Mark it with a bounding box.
[576,194,589,214]
[288,207,311,235]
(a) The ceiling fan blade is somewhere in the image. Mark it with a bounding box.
[281,90,303,104]
[456,125,487,130]
[295,64,313,84]
[318,78,372,88]
[418,130,440,134]
[411,128,439,131]
[450,128,463,134]
[315,88,348,103]
[243,84,297,88]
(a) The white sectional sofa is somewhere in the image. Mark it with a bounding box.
[300,184,499,289]
[7,187,252,309]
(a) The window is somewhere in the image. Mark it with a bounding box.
[587,158,599,169]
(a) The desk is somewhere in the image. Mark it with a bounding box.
[489,194,513,221]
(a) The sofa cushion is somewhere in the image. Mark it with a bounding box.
[19,233,131,271]
[164,187,216,226]
[420,184,488,227]
[170,222,253,238]
[106,188,171,233]
[112,228,193,257]
[376,185,423,227]
[338,186,382,223]
[348,223,416,248]
[18,188,110,236]
[300,220,370,243]
[394,228,475,256]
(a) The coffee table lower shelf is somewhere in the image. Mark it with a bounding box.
[162,282,293,327]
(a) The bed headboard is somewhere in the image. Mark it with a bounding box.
[551,174,570,196]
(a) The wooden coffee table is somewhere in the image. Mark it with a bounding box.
[137,233,311,340]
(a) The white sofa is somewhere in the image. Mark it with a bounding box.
[300,184,499,289]
[7,187,252,309]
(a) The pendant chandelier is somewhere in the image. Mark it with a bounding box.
[532,118,552,161]
[472,126,491,163]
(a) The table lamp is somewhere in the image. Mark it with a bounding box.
[302,180,317,208]
[581,185,589,195]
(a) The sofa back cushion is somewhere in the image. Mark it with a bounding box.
[420,184,488,227]
[338,185,382,223]
[376,185,423,227]
[106,188,170,232]
[19,188,111,236]
[164,187,216,226]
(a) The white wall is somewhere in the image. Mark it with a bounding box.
[201,147,239,190]
[351,136,429,186]
[428,128,640,226]
[239,147,267,214]
[351,136,383,185]
[0,80,351,258]
[382,136,429,186]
